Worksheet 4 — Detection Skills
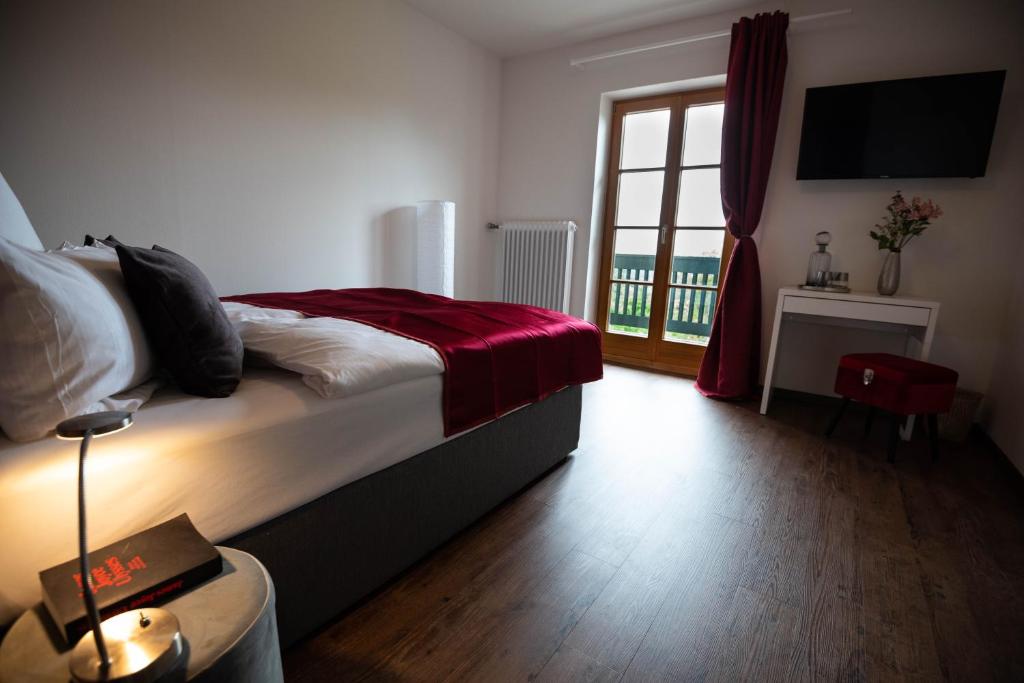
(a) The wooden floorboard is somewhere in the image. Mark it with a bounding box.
[285,365,1024,682]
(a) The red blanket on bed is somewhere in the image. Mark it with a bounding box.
[222,288,603,435]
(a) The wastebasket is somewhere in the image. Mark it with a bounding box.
[937,389,983,443]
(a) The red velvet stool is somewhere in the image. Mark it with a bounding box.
[825,353,958,463]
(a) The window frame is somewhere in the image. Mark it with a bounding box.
[596,87,733,376]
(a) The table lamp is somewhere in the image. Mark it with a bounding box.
[56,411,184,683]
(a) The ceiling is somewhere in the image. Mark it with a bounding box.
[404,0,756,57]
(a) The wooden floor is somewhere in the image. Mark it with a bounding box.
[285,365,1024,682]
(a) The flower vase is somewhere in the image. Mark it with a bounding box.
[877,249,901,296]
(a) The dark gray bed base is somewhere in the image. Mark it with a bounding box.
[223,385,582,648]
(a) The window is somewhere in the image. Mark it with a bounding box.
[597,89,732,376]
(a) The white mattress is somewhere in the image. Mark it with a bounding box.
[0,368,446,625]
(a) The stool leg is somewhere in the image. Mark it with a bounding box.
[927,414,940,461]
[864,406,875,436]
[826,397,850,437]
[887,413,902,464]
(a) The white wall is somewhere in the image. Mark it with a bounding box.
[497,0,1024,403]
[0,0,501,299]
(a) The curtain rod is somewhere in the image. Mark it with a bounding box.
[569,8,852,69]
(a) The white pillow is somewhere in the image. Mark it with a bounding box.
[53,242,154,377]
[0,171,43,250]
[0,238,155,441]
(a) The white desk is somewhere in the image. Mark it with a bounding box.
[760,287,940,438]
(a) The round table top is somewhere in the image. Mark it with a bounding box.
[0,547,275,682]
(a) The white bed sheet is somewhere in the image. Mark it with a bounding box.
[0,368,445,625]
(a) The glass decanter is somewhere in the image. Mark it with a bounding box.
[805,231,832,286]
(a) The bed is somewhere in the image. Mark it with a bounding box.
[0,171,600,647]
[0,367,582,646]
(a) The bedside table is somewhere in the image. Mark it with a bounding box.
[0,547,283,683]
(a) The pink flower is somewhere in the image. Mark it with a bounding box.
[873,191,942,250]
[916,199,942,220]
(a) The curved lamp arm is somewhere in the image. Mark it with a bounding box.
[77,430,111,671]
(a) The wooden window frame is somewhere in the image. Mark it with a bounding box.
[596,88,733,377]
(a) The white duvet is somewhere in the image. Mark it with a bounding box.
[222,302,444,398]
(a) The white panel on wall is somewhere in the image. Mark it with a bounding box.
[416,200,455,297]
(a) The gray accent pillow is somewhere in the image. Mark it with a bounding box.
[115,243,243,397]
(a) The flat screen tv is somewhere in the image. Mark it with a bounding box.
[796,70,1005,180]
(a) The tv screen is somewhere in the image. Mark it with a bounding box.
[796,70,1005,180]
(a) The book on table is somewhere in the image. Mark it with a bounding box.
[39,513,222,644]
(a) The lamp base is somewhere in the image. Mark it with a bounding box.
[69,609,184,683]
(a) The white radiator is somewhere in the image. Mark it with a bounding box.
[498,221,576,313]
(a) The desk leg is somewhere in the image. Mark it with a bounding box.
[900,417,916,441]
[759,293,786,415]
[900,313,938,440]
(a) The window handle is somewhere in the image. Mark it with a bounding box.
[660,225,668,245]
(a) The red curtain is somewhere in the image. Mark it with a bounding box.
[696,11,789,399]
